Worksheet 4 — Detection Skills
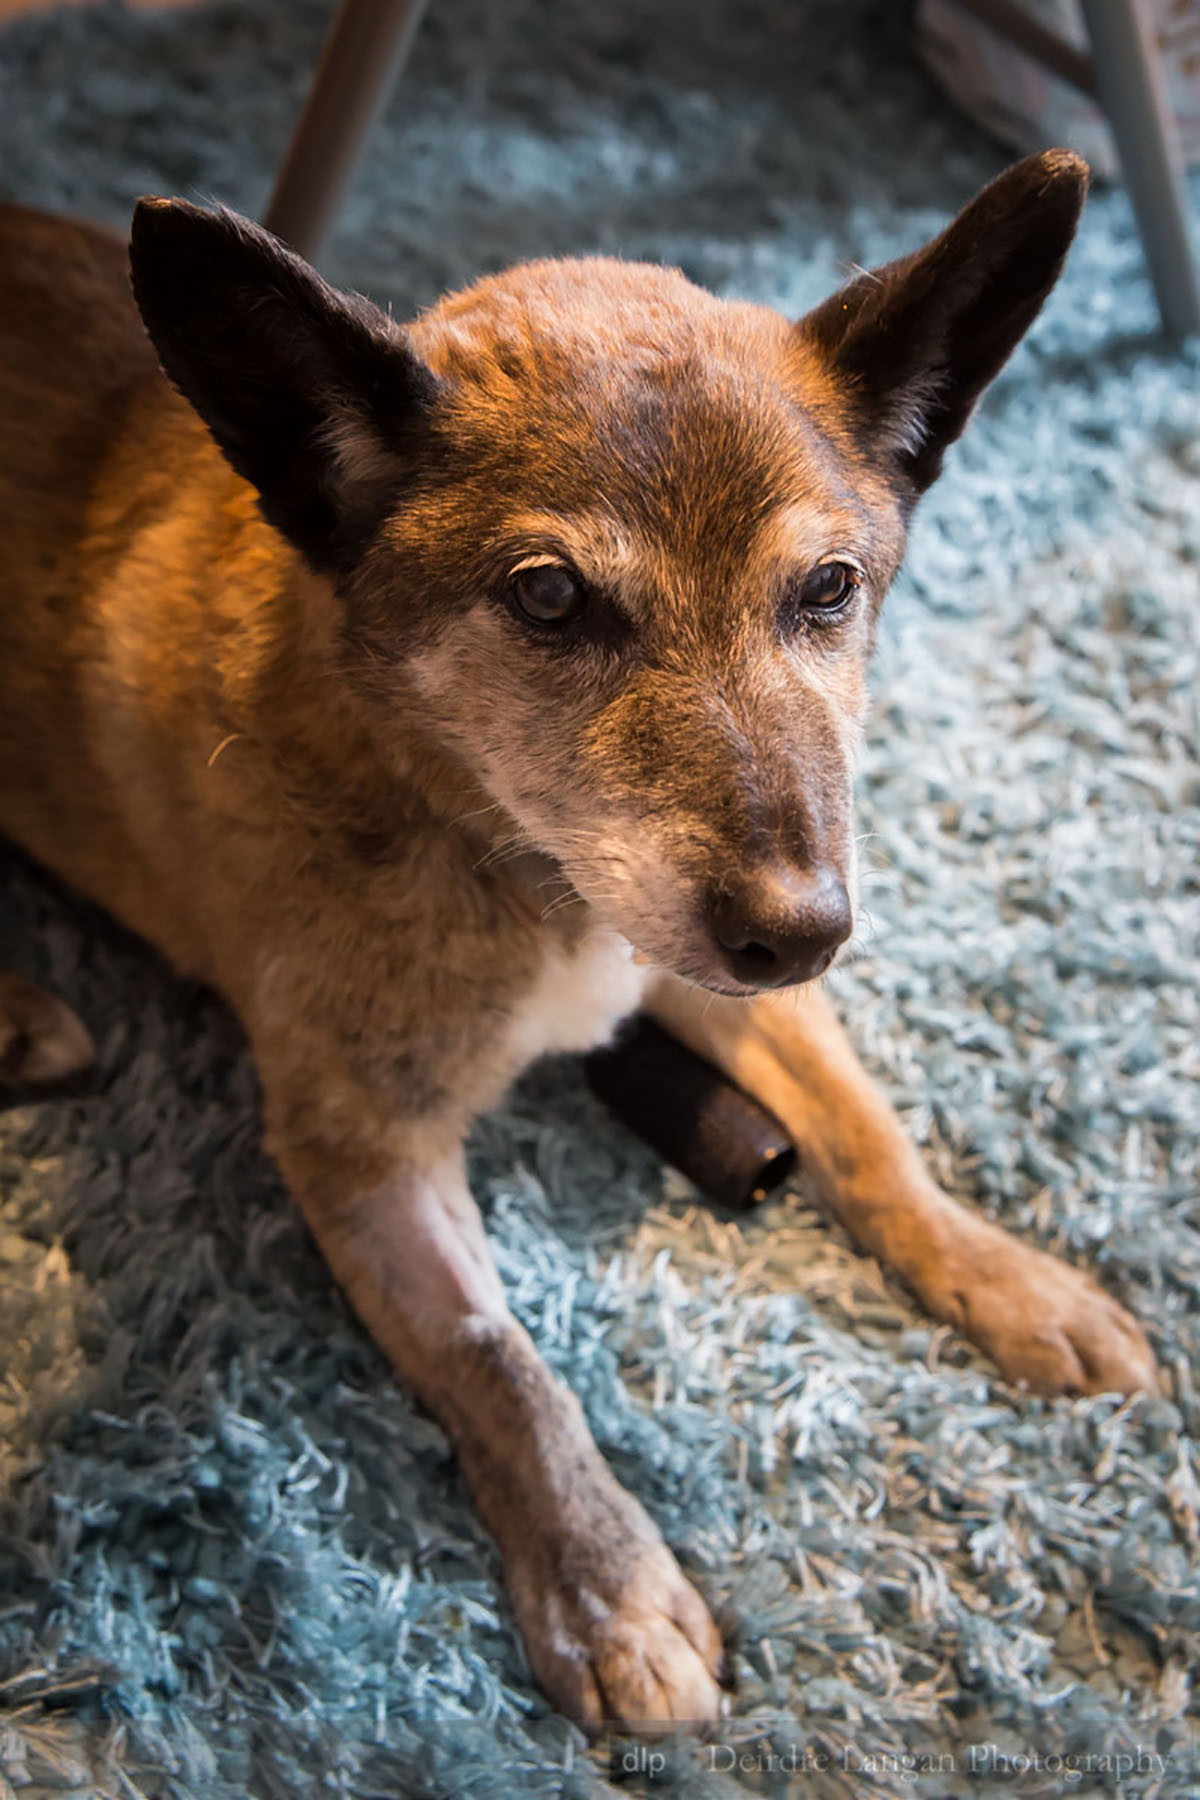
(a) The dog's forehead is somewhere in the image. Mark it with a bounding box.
[413,257,869,573]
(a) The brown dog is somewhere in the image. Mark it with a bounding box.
[0,151,1155,1732]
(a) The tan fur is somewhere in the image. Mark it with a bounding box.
[648,977,1157,1397]
[0,159,1154,1733]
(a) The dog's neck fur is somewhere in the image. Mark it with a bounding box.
[216,544,648,1087]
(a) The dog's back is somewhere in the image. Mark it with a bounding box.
[0,206,155,608]
[0,208,156,868]
[0,207,301,975]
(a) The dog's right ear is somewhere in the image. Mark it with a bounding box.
[129,198,442,573]
[797,151,1088,501]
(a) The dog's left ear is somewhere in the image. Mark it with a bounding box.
[798,150,1087,497]
[130,198,443,573]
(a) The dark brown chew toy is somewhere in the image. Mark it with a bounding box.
[585,1017,796,1210]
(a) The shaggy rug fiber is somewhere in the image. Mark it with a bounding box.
[0,0,1197,1794]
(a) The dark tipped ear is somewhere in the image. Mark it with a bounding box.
[129,198,441,571]
[798,150,1088,497]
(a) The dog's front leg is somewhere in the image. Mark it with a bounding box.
[648,977,1155,1397]
[268,1121,725,1733]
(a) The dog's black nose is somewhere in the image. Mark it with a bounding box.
[706,863,852,988]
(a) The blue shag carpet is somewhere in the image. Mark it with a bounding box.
[0,1,1198,1794]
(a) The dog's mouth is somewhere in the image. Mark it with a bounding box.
[491,817,854,996]
[625,940,759,998]
[561,860,853,997]
[647,941,847,999]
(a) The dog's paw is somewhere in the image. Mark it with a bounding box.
[504,1472,727,1734]
[0,972,94,1088]
[923,1214,1156,1397]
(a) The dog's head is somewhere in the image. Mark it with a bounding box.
[130,153,1085,993]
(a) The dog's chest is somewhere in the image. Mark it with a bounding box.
[502,927,648,1073]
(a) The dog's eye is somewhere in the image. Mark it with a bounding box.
[795,561,858,611]
[779,561,860,636]
[510,563,586,626]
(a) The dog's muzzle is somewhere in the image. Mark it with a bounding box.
[704,861,852,988]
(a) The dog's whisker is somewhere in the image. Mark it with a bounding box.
[450,798,509,832]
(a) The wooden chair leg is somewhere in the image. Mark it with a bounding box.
[263,0,430,263]
[1081,0,1200,342]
